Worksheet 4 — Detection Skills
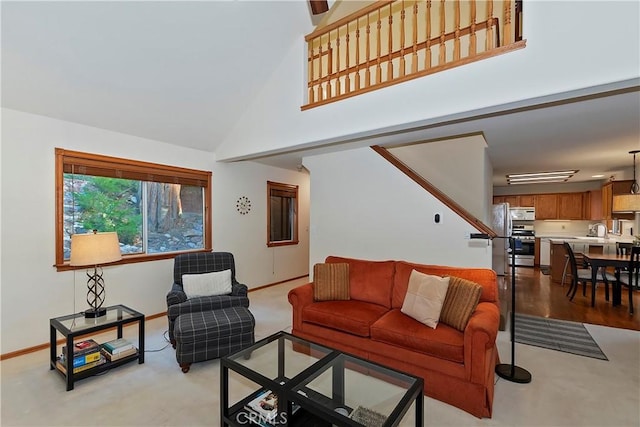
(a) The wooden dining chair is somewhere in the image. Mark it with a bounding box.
[564,242,617,306]
[617,245,639,314]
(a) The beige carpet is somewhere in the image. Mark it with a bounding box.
[1,276,639,427]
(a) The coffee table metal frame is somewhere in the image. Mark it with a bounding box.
[221,331,423,427]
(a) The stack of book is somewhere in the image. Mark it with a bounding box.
[57,339,106,374]
[100,338,137,361]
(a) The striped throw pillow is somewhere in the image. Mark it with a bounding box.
[439,276,483,331]
[313,263,350,301]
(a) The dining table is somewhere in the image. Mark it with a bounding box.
[582,252,634,314]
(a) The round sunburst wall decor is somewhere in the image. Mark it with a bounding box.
[236,196,251,215]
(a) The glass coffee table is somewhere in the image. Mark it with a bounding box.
[221,331,423,427]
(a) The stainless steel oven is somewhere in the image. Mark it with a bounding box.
[509,224,535,267]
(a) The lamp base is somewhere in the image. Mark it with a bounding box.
[84,307,107,318]
[495,363,532,383]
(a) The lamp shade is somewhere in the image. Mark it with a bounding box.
[70,231,122,266]
[612,194,640,213]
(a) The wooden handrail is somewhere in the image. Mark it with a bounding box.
[303,0,521,110]
[371,145,497,238]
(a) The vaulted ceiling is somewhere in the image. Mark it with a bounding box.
[2,1,639,187]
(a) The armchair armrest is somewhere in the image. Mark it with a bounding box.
[231,282,248,297]
[167,294,250,321]
[167,282,188,307]
[463,302,500,384]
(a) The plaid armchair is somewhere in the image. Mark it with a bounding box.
[166,252,249,346]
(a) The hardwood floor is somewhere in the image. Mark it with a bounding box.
[499,266,640,331]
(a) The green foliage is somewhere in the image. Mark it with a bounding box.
[73,176,142,245]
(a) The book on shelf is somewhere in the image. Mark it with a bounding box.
[71,351,101,368]
[102,338,135,355]
[101,346,137,361]
[56,354,106,375]
[62,339,100,357]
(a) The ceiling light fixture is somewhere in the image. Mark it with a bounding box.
[591,174,605,178]
[506,170,577,185]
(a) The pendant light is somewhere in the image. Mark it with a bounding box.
[612,150,640,237]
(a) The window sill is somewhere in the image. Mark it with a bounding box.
[55,248,211,272]
[267,240,299,248]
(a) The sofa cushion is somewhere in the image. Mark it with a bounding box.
[392,261,498,308]
[302,300,389,337]
[326,256,395,308]
[401,270,450,328]
[439,276,483,331]
[313,263,350,301]
[371,309,464,363]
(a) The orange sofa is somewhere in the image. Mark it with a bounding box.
[288,256,500,418]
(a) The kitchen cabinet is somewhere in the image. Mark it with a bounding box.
[504,196,520,207]
[583,189,602,220]
[519,195,536,207]
[493,196,505,204]
[534,237,540,266]
[558,193,583,220]
[535,194,559,220]
[550,242,566,284]
[602,181,635,229]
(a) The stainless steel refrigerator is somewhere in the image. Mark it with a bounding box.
[491,203,512,276]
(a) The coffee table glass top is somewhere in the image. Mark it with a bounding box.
[226,332,334,383]
[291,352,420,425]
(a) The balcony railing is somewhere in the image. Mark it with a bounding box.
[302,0,525,110]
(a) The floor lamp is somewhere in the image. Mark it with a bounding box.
[471,233,532,383]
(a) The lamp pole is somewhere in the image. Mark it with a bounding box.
[471,234,532,383]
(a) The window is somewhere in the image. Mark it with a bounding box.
[55,148,211,270]
[267,181,298,247]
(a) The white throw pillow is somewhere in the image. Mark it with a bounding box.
[401,270,450,329]
[182,270,232,299]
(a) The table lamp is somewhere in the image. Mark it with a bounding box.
[70,230,122,318]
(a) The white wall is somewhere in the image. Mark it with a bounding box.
[304,147,492,272]
[0,109,309,354]
[388,135,490,222]
[217,1,639,161]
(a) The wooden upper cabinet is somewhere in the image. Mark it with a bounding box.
[558,193,583,220]
[602,180,635,221]
[518,195,536,207]
[535,194,558,219]
[504,195,520,207]
[493,196,506,204]
[584,189,602,220]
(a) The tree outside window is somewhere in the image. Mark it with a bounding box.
[267,181,298,247]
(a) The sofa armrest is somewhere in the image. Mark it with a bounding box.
[463,302,500,384]
[288,283,314,331]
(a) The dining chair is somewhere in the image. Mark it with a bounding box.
[617,245,639,314]
[564,243,617,306]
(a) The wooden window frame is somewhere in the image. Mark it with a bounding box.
[55,148,212,271]
[267,181,299,247]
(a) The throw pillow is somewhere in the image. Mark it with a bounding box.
[400,270,450,328]
[439,276,483,331]
[182,269,232,299]
[313,263,350,301]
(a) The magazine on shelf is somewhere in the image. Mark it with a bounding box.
[245,390,278,421]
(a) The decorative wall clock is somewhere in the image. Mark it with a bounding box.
[236,196,251,215]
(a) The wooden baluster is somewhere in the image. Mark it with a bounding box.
[439,0,446,65]
[425,0,432,69]
[317,42,324,101]
[412,2,418,73]
[469,0,477,56]
[336,29,341,96]
[399,1,406,77]
[504,0,512,45]
[326,35,332,99]
[453,0,460,60]
[387,4,393,80]
[486,0,494,50]
[355,19,361,91]
[366,13,371,87]
[309,45,315,104]
[345,26,351,93]
[376,9,382,84]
